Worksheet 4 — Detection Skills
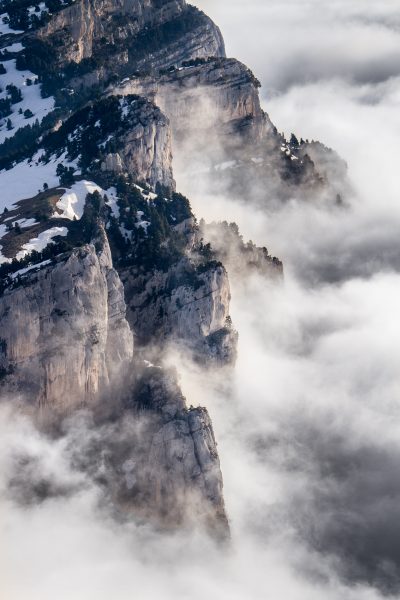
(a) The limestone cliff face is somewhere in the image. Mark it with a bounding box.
[0,230,133,413]
[0,0,291,536]
[37,0,187,63]
[112,57,273,149]
[100,97,175,190]
[34,1,225,90]
[119,257,237,364]
[0,225,230,531]
[111,56,348,204]
[133,13,226,74]
[119,366,228,532]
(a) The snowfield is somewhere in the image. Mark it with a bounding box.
[56,181,104,220]
[55,181,121,220]
[0,151,123,262]
[0,154,61,212]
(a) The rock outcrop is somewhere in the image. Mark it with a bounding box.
[0,221,230,532]
[102,97,175,190]
[89,365,229,534]
[44,94,175,191]
[112,57,274,155]
[120,257,237,363]
[199,220,284,281]
[37,0,188,64]
[0,229,133,414]
[32,1,225,89]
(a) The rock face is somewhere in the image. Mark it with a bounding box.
[38,0,188,64]
[0,229,133,414]
[0,225,229,532]
[112,57,274,155]
[111,56,349,205]
[111,366,228,533]
[101,97,175,190]
[120,257,237,363]
[45,95,175,191]
[34,0,225,88]
[199,220,284,281]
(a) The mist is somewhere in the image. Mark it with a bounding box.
[2,1,400,598]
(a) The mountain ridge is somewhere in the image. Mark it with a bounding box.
[0,0,348,534]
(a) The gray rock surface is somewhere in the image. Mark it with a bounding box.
[35,0,225,89]
[0,0,297,537]
[112,57,274,154]
[37,0,188,63]
[111,57,349,205]
[0,229,133,414]
[120,258,237,364]
[125,367,228,535]
[100,97,175,190]
[20,362,230,535]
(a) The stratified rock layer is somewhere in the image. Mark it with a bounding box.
[34,1,225,88]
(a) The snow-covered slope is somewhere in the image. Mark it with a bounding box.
[0,43,54,143]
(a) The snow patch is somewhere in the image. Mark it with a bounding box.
[119,224,133,241]
[119,98,130,118]
[105,187,120,218]
[56,181,103,220]
[4,42,24,53]
[11,258,51,279]
[134,183,157,200]
[15,217,38,228]
[16,227,67,260]
[135,211,150,233]
[0,223,8,264]
[0,15,23,35]
[28,3,48,17]
[0,152,63,212]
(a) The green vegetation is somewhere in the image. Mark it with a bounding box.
[105,176,192,272]
[6,84,23,104]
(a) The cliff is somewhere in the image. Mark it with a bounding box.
[24,0,226,93]
[0,228,133,413]
[110,56,349,204]
[0,0,348,538]
[112,56,274,155]
[96,365,229,533]
[120,256,237,363]
[0,225,229,531]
